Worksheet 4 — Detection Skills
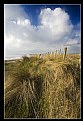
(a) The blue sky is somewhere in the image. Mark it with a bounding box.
[4,4,81,59]
[21,5,80,26]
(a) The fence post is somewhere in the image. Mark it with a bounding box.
[60,49,61,55]
[56,50,57,55]
[63,47,67,60]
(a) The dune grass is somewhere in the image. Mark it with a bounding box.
[4,54,81,118]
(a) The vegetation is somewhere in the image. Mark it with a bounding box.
[4,54,81,119]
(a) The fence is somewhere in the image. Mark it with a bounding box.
[29,48,67,60]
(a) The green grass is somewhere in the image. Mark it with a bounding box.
[4,54,81,119]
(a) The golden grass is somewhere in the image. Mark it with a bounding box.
[4,54,81,118]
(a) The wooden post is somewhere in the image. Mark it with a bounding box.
[60,49,61,55]
[39,54,41,58]
[49,52,50,58]
[56,50,57,55]
[52,52,54,58]
[54,51,55,57]
[63,47,67,60]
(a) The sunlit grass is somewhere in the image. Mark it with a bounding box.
[4,54,81,118]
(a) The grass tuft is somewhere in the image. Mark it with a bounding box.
[4,54,81,118]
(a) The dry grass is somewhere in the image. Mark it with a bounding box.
[38,62,80,118]
[4,54,81,118]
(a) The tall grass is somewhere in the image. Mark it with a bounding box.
[4,55,81,118]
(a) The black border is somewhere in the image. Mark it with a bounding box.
[1,0,82,120]
[2,0,82,4]
[0,3,4,120]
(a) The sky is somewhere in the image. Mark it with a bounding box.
[4,4,81,60]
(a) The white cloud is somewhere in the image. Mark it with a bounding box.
[4,4,28,21]
[4,5,81,59]
[39,7,73,40]
[68,44,81,54]
[17,19,31,26]
[66,39,79,45]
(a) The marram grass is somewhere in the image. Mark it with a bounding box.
[4,54,81,118]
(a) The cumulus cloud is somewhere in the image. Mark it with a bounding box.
[4,5,81,59]
[39,7,73,40]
